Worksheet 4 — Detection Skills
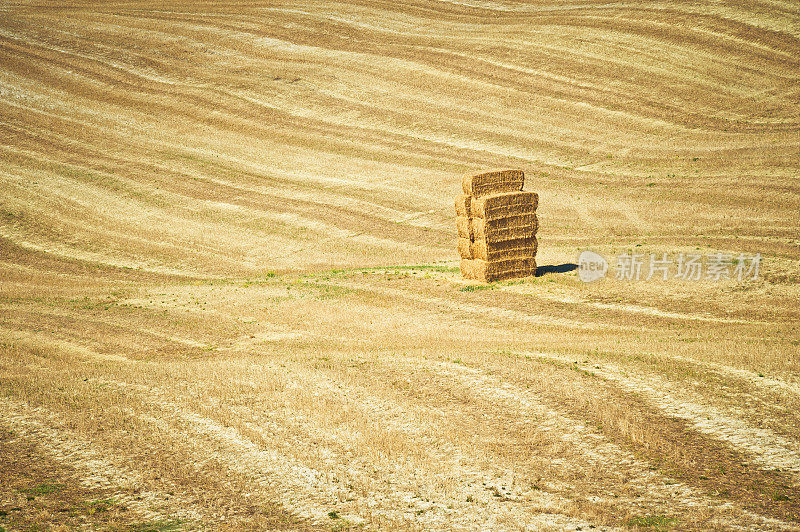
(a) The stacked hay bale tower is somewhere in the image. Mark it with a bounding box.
[456,169,538,282]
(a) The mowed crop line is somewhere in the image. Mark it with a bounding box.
[335,280,620,331]
[3,320,798,530]
[0,170,271,274]
[0,26,187,89]
[73,351,777,530]
[89,374,598,530]
[2,71,455,238]
[9,146,448,255]
[1,100,454,269]
[6,7,798,137]
[174,168,450,231]
[0,226,211,278]
[0,151,446,273]
[109,381,367,527]
[0,328,134,366]
[2,317,768,529]
[169,358,601,528]
[668,353,800,400]
[513,287,761,325]
[1,0,797,272]
[525,351,800,476]
[185,313,800,531]
[1,308,213,353]
[582,301,763,325]
[0,397,204,524]
[7,4,795,146]
[3,282,796,528]
[285,358,761,527]
[415,362,796,530]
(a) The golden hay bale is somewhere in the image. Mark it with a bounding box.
[456,215,474,240]
[473,214,538,241]
[458,237,474,259]
[459,259,472,279]
[460,257,537,282]
[454,194,472,218]
[462,169,524,198]
[470,191,538,219]
[471,236,537,261]
[456,172,539,282]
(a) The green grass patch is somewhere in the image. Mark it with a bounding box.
[625,515,677,530]
[498,278,529,286]
[19,483,64,496]
[294,280,352,299]
[570,362,596,377]
[90,498,115,510]
[390,264,460,273]
[325,264,460,277]
[460,284,492,292]
[131,519,183,532]
[1,207,26,224]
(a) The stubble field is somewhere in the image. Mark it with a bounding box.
[1,1,799,530]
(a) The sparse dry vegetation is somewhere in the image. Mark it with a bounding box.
[1,0,799,530]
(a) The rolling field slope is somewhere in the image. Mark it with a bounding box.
[1,1,799,529]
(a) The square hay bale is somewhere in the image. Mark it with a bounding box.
[458,237,474,259]
[456,215,474,240]
[460,257,537,282]
[471,191,538,219]
[473,214,539,241]
[454,194,472,218]
[471,236,538,261]
[462,169,524,198]
[459,259,471,279]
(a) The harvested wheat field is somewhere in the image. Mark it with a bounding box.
[1,0,799,530]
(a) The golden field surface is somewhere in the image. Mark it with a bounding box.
[1,1,799,530]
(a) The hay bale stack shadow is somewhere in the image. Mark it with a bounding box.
[534,263,579,277]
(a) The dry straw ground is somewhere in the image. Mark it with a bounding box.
[1,0,799,530]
